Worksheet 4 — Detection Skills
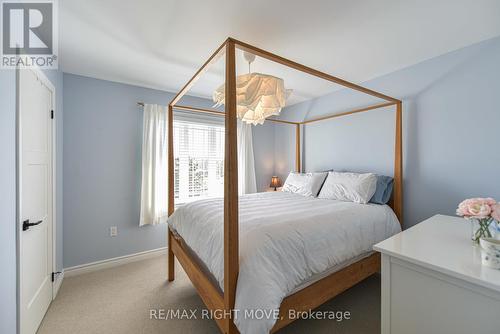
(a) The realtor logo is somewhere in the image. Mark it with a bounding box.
[1,0,58,68]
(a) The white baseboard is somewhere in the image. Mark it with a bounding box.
[64,247,167,278]
[52,271,64,299]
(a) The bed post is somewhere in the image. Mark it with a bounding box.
[393,101,403,225]
[167,104,175,281]
[224,39,239,334]
[295,123,301,172]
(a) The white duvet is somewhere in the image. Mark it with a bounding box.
[168,191,401,333]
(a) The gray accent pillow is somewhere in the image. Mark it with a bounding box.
[370,175,394,204]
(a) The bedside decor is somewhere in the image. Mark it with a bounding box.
[456,198,500,243]
[269,176,282,191]
[479,238,500,269]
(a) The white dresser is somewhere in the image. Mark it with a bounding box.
[374,214,500,334]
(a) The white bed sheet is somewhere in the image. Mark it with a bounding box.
[168,191,401,333]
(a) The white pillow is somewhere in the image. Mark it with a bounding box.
[282,172,328,197]
[318,172,377,204]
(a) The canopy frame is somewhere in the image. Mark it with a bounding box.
[167,38,403,334]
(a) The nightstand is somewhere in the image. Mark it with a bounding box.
[374,214,500,334]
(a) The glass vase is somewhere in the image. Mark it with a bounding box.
[470,218,496,244]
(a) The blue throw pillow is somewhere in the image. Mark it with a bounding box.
[370,175,394,204]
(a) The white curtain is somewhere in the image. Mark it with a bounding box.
[140,104,168,226]
[237,121,257,195]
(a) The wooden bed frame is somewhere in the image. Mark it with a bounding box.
[166,38,403,333]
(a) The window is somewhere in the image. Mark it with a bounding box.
[173,118,225,205]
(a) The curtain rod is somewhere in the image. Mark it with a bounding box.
[137,102,223,116]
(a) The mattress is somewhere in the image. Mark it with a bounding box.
[168,191,401,333]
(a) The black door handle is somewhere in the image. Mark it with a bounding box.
[23,219,43,231]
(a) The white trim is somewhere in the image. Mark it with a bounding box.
[49,71,57,302]
[52,271,64,299]
[64,247,167,277]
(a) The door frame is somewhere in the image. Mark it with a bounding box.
[16,65,58,333]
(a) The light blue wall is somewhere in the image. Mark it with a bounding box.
[0,69,17,334]
[276,36,500,228]
[274,123,295,180]
[253,122,275,191]
[62,74,275,268]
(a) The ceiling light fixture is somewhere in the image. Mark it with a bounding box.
[213,52,292,125]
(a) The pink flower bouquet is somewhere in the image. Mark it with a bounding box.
[457,198,500,243]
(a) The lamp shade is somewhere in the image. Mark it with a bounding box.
[270,176,281,189]
[213,73,292,125]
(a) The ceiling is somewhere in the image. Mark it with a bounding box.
[60,0,500,105]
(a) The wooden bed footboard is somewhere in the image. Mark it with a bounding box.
[270,253,380,333]
[169,226,380,334]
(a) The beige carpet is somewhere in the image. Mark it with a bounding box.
[38,255,381,334]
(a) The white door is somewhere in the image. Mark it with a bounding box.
[19,68,54,334]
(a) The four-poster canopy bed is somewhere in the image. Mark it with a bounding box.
[166,37,403,334]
